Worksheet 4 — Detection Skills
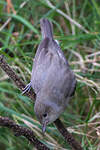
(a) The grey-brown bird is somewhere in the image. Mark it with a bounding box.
[23,18,76,132]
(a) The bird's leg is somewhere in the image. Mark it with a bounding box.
[55,39,59,45]
[22,82,31,94]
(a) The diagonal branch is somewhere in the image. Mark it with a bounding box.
[0,55,83,150]
[0,55,36,100]
[0,116,50,150]
[54,119,83,150]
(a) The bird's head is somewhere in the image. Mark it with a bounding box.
[34,97,60,133]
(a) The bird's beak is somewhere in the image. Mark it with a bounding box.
[42,121,47,133]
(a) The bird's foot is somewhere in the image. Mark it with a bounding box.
[22,82,31,94]
[55,39,59,45]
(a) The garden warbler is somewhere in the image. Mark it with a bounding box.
[23,18,76,133]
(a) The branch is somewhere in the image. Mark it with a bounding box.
[0,55,36,100]
[54,119,83,150]
[0,55,83,150]
[0,116,50,150]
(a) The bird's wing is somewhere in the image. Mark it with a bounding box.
[48,39,69,67]
[33,38,49,69]
[40,39,76,106]
[31,38,53,94]
[69,79,77,97]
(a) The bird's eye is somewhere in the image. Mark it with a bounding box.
[43,113,47,117]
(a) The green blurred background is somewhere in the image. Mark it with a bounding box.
[0,0,100,149]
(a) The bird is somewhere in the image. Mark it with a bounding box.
[22,18,76,133]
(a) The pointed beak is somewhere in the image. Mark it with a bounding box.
[42,120,49,133]
[42,122,47,133]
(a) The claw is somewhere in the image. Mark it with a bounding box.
[22,82,31,94]
[55,39,59,45]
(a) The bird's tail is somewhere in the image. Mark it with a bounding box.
[40,18,53,40]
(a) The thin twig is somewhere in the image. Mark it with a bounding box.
[75,73,100,92]
[0,0,29,31]
[0,55,83,150]
[0,18,11,31]
[46,0,89,33]
[0,116,50,150]
[64,2,75,35]
[69,49,85,70]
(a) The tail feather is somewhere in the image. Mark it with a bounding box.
[40,18,53,40]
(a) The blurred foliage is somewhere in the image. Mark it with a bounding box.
[0,0,100,149]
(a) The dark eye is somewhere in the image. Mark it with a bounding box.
[43,113,47,117]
